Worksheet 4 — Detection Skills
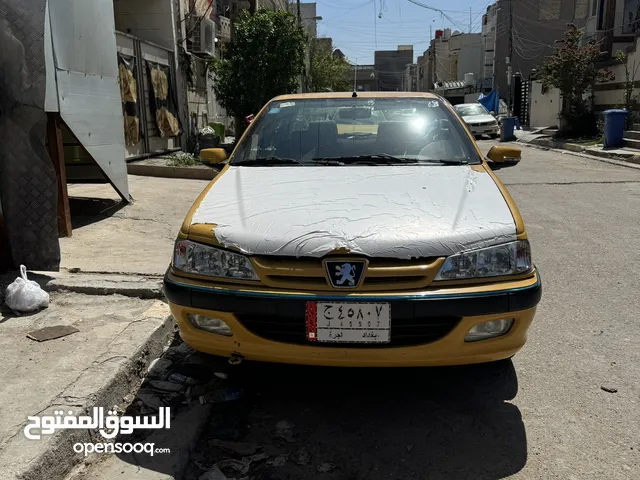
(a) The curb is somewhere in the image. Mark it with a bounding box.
[519,138,640,169]
[44,273,164,299]
[127,163,219,180]
[16,304,175,480]
[519,142,640,170]
[19,271,166,300]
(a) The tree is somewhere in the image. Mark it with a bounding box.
[309,38,351,92]
[537,24,613,136]
[210,9,307,137]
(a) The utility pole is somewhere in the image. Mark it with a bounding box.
[469,6,472,33]
[353,58,358,91]
[507,0,513,116]
[296,0,305,93]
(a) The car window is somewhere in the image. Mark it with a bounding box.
[232,97,481,165]
[454,104,490,117]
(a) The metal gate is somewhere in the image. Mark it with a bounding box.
[116,32,181,160]
[513,73,531,127]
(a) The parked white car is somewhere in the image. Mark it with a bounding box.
[454,103,500,138]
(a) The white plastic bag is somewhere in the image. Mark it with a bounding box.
[5,265,50,312]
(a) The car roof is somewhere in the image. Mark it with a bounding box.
[272,91,441,101]
[454,103,483,108]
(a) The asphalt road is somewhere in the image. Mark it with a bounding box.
[120,143,640,480]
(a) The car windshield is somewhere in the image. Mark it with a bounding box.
[454,104,490,117]
[231,97,481,165]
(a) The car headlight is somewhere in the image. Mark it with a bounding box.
[172,239,258,280]
[434,240,532,280]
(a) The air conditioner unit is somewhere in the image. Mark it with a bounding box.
[188,17,216,57]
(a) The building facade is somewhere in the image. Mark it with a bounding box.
[402,63,418,91]
[351,64,377,91]
[487,0,588,98]
[374,45,414,91]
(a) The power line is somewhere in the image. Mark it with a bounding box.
[404,0,469,32]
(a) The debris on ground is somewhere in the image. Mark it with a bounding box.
[210,439,260,456]
[5,265,50,312]
[136,389,165,410]
[203,387,244,404]
[148,379,186,392]
[199,465,227,480]
[601,385,618,393]
[275,420,295,443]
[147,358,173,379]
[317,462,336,473]
[26,325,79,342]
[293,447,311,465]
[248,452,270,463]
[168,372,200,385]
[267,454,288,467]
[406,444,414,452]
[216,458,251,475]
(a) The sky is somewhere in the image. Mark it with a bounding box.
[314,0,495,65]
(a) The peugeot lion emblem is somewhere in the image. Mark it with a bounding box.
[325,260,366,289]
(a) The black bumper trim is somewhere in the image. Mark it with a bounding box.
[163,271,542,318]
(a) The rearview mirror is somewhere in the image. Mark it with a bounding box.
[338,108,371,120]
[486,145,521,169]
[200,148,227,165]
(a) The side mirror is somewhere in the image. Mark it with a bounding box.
[200,148,227,165]
[486,145,521,169]
[490,111,496,116]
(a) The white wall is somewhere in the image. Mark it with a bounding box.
[114,0,174,49]
[456,34,482,81]
[530,81,562,128]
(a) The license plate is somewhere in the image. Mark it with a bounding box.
[305,302,391,344]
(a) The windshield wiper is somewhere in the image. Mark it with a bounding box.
[233,156,304,166]
[312,154,418,165]
[423,159,469,165]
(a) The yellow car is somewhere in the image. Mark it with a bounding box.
[164,92,541,367]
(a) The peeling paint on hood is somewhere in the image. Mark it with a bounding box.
[190,166,516,258]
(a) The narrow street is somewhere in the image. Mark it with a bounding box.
[74,143,640,480]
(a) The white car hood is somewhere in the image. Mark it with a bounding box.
[462,114,496,124]
[190,166,516,259]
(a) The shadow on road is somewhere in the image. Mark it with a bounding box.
[69,197,126,229]
[192,360,527,480]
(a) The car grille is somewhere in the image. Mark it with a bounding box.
[235,313,460,347]
[474,121,495,127]
[251,255,443,292]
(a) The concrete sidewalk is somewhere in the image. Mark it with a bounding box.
[0,287,173,480]
[515,131,640,167]
[61,175,210,276]
[0,174,212,479]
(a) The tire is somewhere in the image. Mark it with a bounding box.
[490,133,499,139]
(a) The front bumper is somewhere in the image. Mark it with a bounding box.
[469,124,499,135]
[164,269,541,367]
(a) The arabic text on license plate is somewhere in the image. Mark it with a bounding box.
[306,302,391,343]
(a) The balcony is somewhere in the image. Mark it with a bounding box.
[218,16,231,43]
